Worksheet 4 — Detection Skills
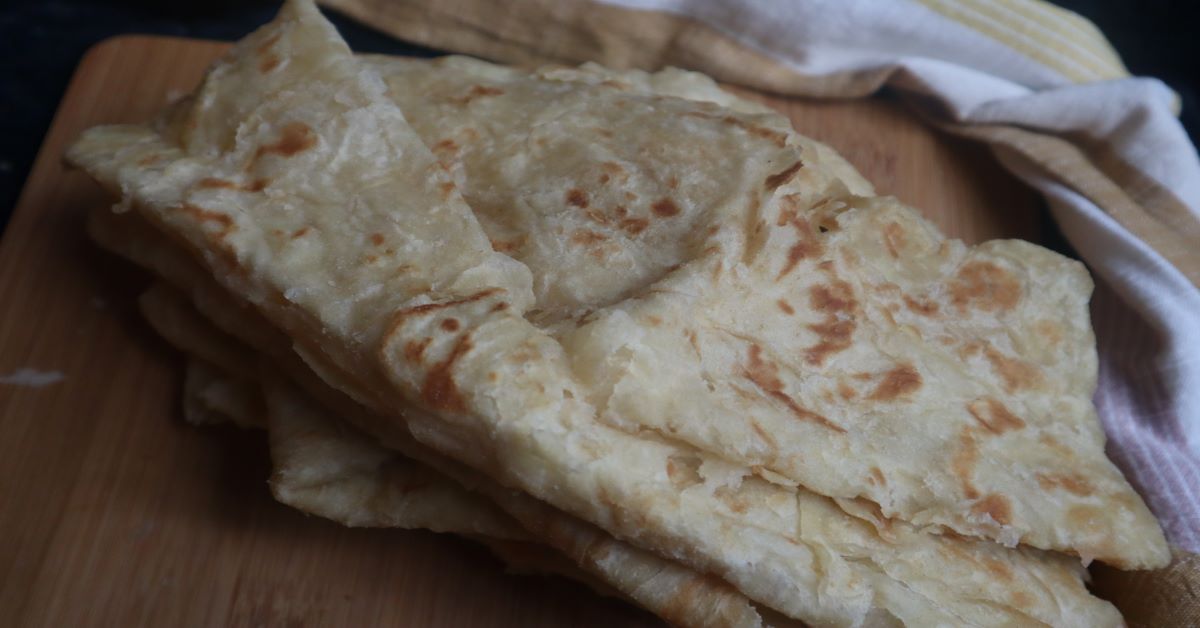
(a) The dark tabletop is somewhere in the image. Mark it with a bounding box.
[2,0,1197,232]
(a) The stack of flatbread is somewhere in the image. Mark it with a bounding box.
[67,1,1171,625]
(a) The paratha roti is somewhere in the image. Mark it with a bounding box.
[68,0,1163,624]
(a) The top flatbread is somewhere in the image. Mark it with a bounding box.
[68,0,1155,623]
[361,54,1165,567]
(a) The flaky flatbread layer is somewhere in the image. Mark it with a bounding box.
[70,1,1146,623]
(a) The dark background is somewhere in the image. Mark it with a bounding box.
[2,0,1198,231]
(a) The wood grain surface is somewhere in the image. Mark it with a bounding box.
[0,35,1041,627]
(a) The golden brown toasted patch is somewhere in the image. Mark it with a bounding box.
[1037,473,1094,496]
[952,428,981,499]
[983,345,1042,392]
[180,204,234,236]
[651,198,681,217]
[867,363,922,401]
[902,294,940,317]
[566,188,589,208]
[421,333,473,412]
[950,261,1021,312]
[764,161,804,190]
[971,494,1013,525]
[804,281,857,366]
[254,121,316,159]
[403,337,431,364]
[745,345,844,433]
[967,397,1026,434]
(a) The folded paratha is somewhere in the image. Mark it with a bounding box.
[138,278,764,627]
[69,0,1155,623]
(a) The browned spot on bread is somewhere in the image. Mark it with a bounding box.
[598,173,610,184]
[971,493,1012,525]
[452,84,505,106]
[804,280,857,366]
[570,229,607,247]
[489,236,526,253]
[440,318,461,332]
[245,178,269,192]
[291,226,310,239]
[486,371,498,382]
[950,261,1021,312]
[645,315,663,326]
[982,557,1014,581]
[952,428,980,499]
[618,217,649,235]
[777,299,795,315]
[433,138,458,153]
[745,345,845,433]
[883,222,906,258]
[749,419,778,450]
[438,181,455,199]
[393,289,503,318]
[724,116,786,146]
[196,177,238,189]
[764,161,804,190]
[490,302,509,313]
[838,381,856,401]
[651,198,681,217]
[967,397,1026,434]
[367,233,384,246]
[566,188,589,208]
[180,205,234,235]
[870,467,886,486]
[1035,319,1063,344]
[254,121,316,160]
[403,338,431,363]
[684,329,701,356]
[867,363,922,401]
[258,53,280,73]
[902,294,939,316]
[137,154,165,166]
[421,333,473,413]
[1038,433,1073,457]
[983,345,1041,392]
[776,197,825,279]
[256,32,281,54]
[1037,473,1093,496]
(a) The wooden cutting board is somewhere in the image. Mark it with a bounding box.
[0,35,1041,627]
